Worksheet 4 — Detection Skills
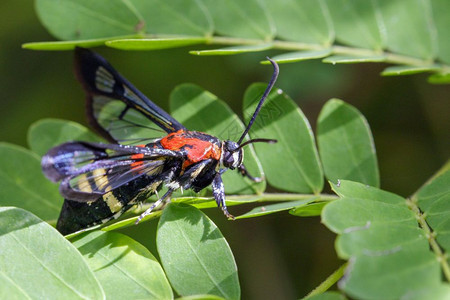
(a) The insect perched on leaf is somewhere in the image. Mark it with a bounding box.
[42,48,279,235]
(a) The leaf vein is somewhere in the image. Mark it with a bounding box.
[93,249,158,297]
[9,233,90,299]
[174,221,229,298]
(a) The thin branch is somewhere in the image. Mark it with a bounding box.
[406,197,450,282]
[303,262,348,299]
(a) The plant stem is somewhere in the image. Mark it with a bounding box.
[303,262,348,299]
[206,36,447,69]
[406,197,450,282]
[130,193,337,217]
[228,193,338,202]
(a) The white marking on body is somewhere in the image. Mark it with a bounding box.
[190,164,206,179]
[103,192,123,212]
[202,145,211,156]
[232,152,240,168]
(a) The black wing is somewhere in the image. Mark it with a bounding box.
[74,47,186,145]
[42,141,185,202]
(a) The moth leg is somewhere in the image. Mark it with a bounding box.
[135,189,173,224]
[238,164,263,183]
[177,159,214,189]
[212,173,235,220]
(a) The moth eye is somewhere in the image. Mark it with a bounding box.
[227,156,235,166]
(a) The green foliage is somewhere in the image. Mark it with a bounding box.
[243,83,323,193]
[72,231,173,299]
[235,198,316,219]
[414,162,450,257]
[323,181,438,298]
[0,143,61,220]
[317,99,379,187]
[0,207,104,299]
[28,118,102,156]
[157,203,240,299]
[1,82,448,298]
[2,2,448,298]
[24,0,450,83]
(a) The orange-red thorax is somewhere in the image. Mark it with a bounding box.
[160,130,221,168]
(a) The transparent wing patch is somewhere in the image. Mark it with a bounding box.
[92,95,168,145]
[74,47,186,145]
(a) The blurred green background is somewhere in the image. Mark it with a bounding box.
[1,1,448,298]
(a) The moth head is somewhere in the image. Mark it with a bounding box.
[222,140,244,170]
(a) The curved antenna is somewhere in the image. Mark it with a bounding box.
[237,138,277,150]
[237,57,279,145]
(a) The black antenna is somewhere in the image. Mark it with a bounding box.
[237,57,279,145]
[237,138,277,150]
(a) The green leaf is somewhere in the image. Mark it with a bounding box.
[170,83,265,195]
[322,180,445,299]
[0,207,104,299]
[72,231,173,300]
[131,0,212,36]
[22,35,141,50]
[381,65,441,76]
[28,118,102,156]
[177,295,226,300]
[401,285,450,300]
[268,49,332,64]
[325,0,384,50]
[326,181,414,235]
[431,0,450,64]
[0,143,62,221]
[265,0,333,44]
[100,211,162,232]
[317,99,379,187]
[107,37,208,50]
[289,201,328,217]
[157,203,240,299]
[29,0,450,80]
[322,55,386,64]
[377,0,437,60]
[428,72,450,84]
[331,180,404,205]
[201,0,274,40]
[35,0,145,40]
[243,83,324,193]
[235,198,315,219]
[190,43,273,56]
[340,248,440,299]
